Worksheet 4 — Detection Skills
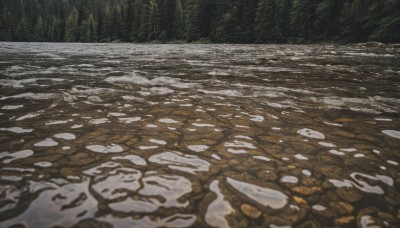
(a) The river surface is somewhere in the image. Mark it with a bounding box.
[0,42,399,227]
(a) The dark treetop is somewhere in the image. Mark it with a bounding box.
[0,0,399,43]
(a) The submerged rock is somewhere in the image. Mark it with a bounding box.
[241,204,262,219]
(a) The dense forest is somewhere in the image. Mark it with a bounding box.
[0,0,399,43]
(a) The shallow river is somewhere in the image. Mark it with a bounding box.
[0,42,399,227]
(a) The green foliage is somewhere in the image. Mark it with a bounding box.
[0,7,13,41]
[34,16,45,41]
[81,14,97,42]
[0,0,398,43]
[15,16,31,41]
[65,8,78,42]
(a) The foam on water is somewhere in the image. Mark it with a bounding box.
[387,160,398,166]
[227,148,247,154]
[192,123,215,127]
[54,133,76,140]
[354,153,365,158]
[2,105,24,110]
[86,144,123,153]
[119,117,141,123]
[0,150,34,164]
[297,128,325,139]
[151,76,197,89]
[329,150,345,156]
[45,120,69,125]
[382,130,400,139]
[34,138,59,147]
[149,139,167,145]
[105,73,152,85]
[323,121,343,127]
[108,112,126,117]
[34,161,53,167]
[0,127,33,133]
[375,118,392,122]
[318,142,337,147]
[112,155,147,166]
[281,176,299,184]
[227,177,288,209]
[16,112,40,121]
[139,146,158,150]
[302,170,312,176]
[341,148,357,152]
[225,140,257,149]
[141,87,175,96]
[235,135,253,140]
[89,118,110,124]
[0,93,57,101]
[329,172,393,195]
[249,115,264,122]
[212,154,222,160]
[198,89,243,97]
[205,180,234,228]
[149,151,210,174]
[188,145,209,152]
[294,154,309,160]
[253,156,271,162]
[159,118,179,124]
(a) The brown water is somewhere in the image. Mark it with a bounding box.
[0,42,399,227]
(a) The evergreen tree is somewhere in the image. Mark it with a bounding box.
[111,4,123,40]
[65,8,79,42]
[34,16,45,41]
[0,0,398,43]
[255,0,277,43]
[15,16,31,41]
[0,7,13,41]
[183,0,200,41]
[81,14,97,42]
[174,0,184,39]
[315,0,343,39]
[274,0,292,42]
[291,0,318,41]
[102,3,112,40]
[143,0,160,40]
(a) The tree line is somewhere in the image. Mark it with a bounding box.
[0,0,399,43]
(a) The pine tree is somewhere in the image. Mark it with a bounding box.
[102,3,112,41]
[315,0,343,39]
[174,0,184,39]
[291,0,317,41]
[146,0,161,40]
[255,0,277,43]
[34,16,45,41]
[0,7,13,41]
[81,14,97,42]
[111,4,123,40]
[15,16,31,41]
[184,0,200,41]
[65,8,79,42]
[274,0,292,42]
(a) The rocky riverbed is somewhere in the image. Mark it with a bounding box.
[0,42,399,227]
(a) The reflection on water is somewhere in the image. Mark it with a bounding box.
[0,42,399,227]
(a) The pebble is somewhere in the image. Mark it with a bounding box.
[335,216,355,226]
[336,188,362,203]
[293,196,307,205]
[292,186,322,196]
[329,201,354,215]
[241,204,262,219]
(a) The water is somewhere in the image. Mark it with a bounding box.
[0,42,399,227]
